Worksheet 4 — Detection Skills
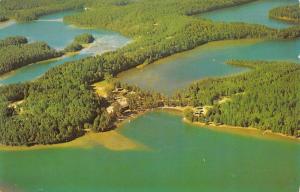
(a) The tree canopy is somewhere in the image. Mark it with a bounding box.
[0,0,299,146]
[0,39,62,75]
[269,4,300,23]
[0,36,28,49]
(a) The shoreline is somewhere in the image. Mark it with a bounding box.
[117,38,263,80]
[0,43,94,81]
[196,0,258,16]
[0,54,64,80]
[0,54,65,81]
[184,118,300,142]
[158,106,299,142]
[0,19,15,29]
[0,109,150,152]
[269,16,300,24]
[0,106,298,152]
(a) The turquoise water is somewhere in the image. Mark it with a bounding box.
[200,0,297,29]
[0,11,129,85]
[0,54,85,85]
[0,112,299,192]
[0,11,128,49]
[119,39,300,95]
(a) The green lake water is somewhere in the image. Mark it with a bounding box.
[0,11,129,85]
[119,39,300,95]
[200,0,296,29]
[0,1,299,192]
[0,112,299,192]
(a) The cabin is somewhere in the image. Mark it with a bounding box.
[116,96,129,111]
[193,106,204,117]
[107,96,129,114]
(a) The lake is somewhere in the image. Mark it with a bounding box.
[119,38,300,95]
[200,0,296,29]
[0,11,129,85]
[119,0,299,95]
[0,111,299,192]
[0,1,299,192]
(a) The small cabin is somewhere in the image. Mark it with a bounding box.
[117,97,129,110]
[193,106,204,116]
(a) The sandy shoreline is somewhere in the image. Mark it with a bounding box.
[184,118,299,142]
[159,107,299,142]
[270,16,300,24]
[0,20,15,29]
[0,130,149,152]
[0,106,298,152]
[0,108,150,152]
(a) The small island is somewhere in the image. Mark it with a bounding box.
[269,4,300,23]
[64,33,95,52]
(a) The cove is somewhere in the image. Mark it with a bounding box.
[119,38,300,95]
[0,112,299,192]
[0,11,129,85]
[200,0,296,29]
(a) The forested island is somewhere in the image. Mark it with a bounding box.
[64,33,95,52]
[269,4,300,23]
[0,0,299,146]
[0,38,62,75]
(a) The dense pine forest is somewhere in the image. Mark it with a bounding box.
[0,34,96,75]
[269,4,300,23]
[0,0,85,22]
[0,36,28,49]
[0,0,299,146]
[177,61,300,136]
[74,33,95,44]
[0,38,62,75]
